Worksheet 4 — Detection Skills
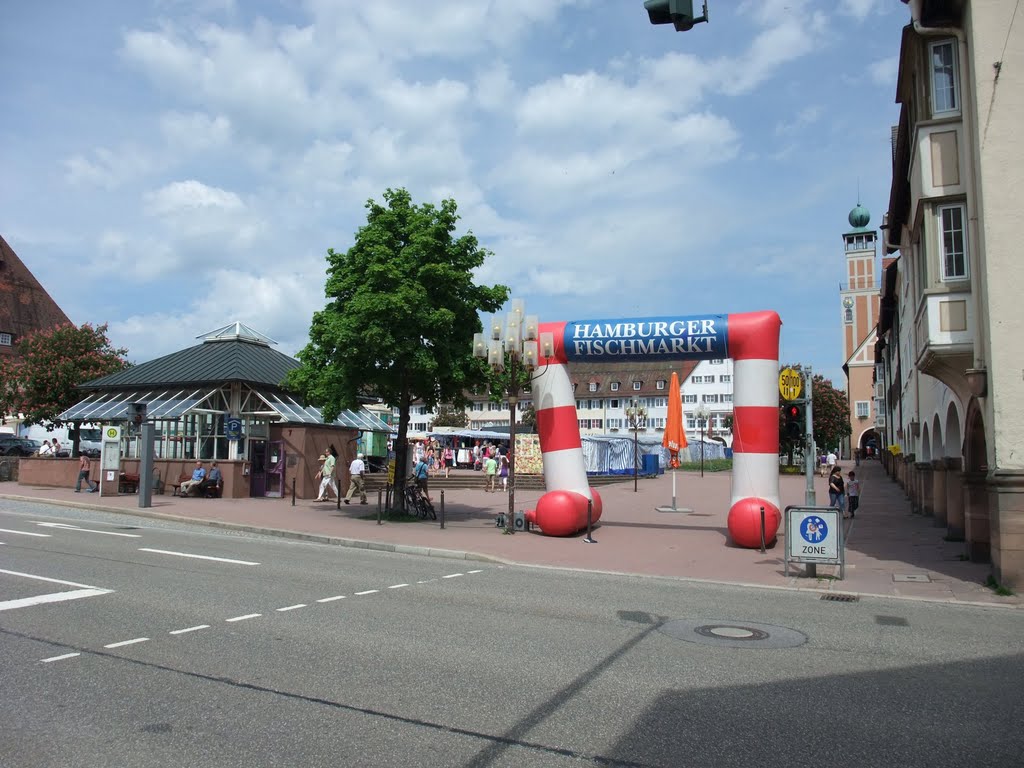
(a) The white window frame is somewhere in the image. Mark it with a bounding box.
[938,203,968,281]
[588,382,598,393]
[929,39,960,116]
[610,381,620,392]
[0,332,12,346]
[632,381,641,391]
[683,394,697,404]
[656,380,665,390]
[855,400,870,419]
[719,375,731,383]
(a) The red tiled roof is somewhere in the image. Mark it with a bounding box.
[0,235,72,358]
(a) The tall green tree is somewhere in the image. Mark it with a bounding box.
[287,188,508,504]
[0,323,129,454]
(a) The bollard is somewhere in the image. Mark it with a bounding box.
[583,499,597,544]
[440,489,445,529]
[377,488,383,519]
[759,505,766,554]
[291,478,296,506]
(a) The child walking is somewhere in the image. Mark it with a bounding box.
[846,470,861,518]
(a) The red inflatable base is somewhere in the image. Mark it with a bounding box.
[727,497,781,548]
[525,489,603,537]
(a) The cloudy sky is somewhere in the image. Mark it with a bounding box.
[2,0,903,386]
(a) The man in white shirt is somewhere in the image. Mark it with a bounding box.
[826,451,837,475]
[343,453,367,505]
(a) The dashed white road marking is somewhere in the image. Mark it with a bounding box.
[0,527,51,538]
[169,625,210,635]
[276,604,306,612]
[41,653,81,663]
[139,548,259,565]
[316,595,346,603]
[225,613,261,623]
[388,583,409,589]
[104,638,149,649]
[354,590,379,596]
[467,570,483,574]
[443,573,464,579]
[34,522,141,537]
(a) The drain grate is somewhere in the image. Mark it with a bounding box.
[820,593,860,602]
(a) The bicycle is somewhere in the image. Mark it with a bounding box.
[404,478,436,520]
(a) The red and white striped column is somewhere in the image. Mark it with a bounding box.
[524,321,603,536]
[725,311,783,547]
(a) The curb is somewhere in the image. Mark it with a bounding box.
[2,493,1019,610]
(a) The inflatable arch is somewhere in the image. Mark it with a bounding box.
[525,310,782,548]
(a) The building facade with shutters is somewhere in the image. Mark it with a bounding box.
[877,0,1024,586]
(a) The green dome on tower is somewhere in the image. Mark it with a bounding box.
[848,203,871,229]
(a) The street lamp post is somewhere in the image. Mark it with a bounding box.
[625,399,648,492]
[473,300,539,534]
[694,403,710,478]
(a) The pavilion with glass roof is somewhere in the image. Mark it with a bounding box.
[57,322,391,499]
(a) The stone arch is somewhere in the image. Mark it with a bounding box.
[944,402,962,458]
[964,399,988,472]
[931,413,943,460]
[962,397,990,562]
[921,423,932,461]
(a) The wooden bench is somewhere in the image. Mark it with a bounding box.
[119,473,140,494]
[170,473,191,496]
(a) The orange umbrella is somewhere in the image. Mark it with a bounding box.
[662,370,688,469]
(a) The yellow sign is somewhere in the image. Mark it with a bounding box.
[387,460,396,484]
[779,368,803,401]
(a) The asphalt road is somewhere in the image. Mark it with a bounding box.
[2,500,1023,768]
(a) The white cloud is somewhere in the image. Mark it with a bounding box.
[838,0,884,21]
[159,111,232,152]
[145,179,244,216]
[870,55,900,87]
[65,146,155,188]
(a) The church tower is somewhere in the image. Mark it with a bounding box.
[840,203,881,457]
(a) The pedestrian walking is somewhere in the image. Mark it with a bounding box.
[75,454,98,493]
[499,451,509,492]
[484,453,498,492]
[847,470,861,518]
[828,466,846,514]
[316,447,339,502]
[342,452,366,504]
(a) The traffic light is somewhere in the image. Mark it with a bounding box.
[783,403,804,441]
[644,0,709,32]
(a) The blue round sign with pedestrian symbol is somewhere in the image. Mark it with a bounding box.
[799,515,828,544]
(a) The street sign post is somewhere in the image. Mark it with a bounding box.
[779,367,802,401]
[784,505,845,579]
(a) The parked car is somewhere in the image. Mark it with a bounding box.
[0,435,41,456]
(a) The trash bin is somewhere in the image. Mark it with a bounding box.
[642,453,660,477]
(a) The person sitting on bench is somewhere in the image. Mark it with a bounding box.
[200,461,223,497]
[179,461,207,496]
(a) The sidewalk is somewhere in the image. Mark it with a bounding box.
[2,459,1017,608]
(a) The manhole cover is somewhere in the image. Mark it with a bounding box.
[893,573,931,583]
[659,619,807,649]
[695,625,769,641]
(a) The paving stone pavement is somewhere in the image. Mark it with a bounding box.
[3,458,1018,608]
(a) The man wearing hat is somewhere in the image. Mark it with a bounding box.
[343,452,367,505]
[315,448,339,502]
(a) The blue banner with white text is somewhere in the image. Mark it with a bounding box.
[562,315,729,362]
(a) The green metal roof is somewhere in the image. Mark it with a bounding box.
[86,338,298,389]
[66,325,392,433]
